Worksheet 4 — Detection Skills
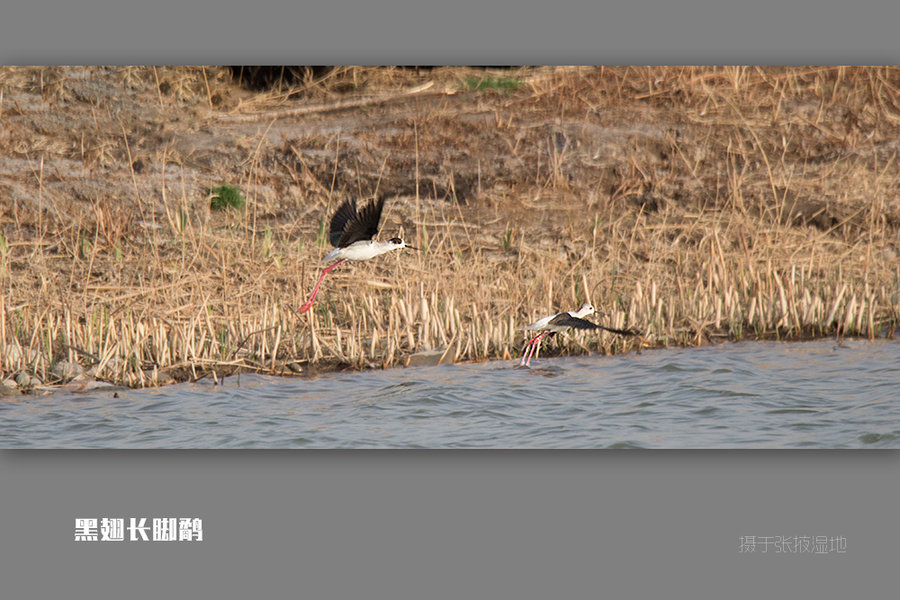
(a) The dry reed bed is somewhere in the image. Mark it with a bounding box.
[1,66,899,388]
[2,197,897,388]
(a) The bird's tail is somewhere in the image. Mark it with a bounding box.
[320,247,342,264]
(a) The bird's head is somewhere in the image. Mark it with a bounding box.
[388,237,417,251]
[575,303,595,317]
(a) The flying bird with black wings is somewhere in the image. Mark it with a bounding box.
[519,303,637,367]
[296,197,416,314]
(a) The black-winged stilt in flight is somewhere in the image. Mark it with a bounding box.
[297,196,416,314]
[518,303,637,366]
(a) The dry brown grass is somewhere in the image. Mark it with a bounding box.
[1,66,898,388]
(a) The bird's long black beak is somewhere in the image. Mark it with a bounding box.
[405,245,419,251]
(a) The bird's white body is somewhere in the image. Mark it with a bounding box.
[524,303,595,332]
[321,239,410,264]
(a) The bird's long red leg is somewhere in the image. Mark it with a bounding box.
[524,332,550,367]
[529,333,550,364]
[519,333,542,366]
[523,338,536,367]
[519,336,535,366]
[523,335,539,367]
[297,259,346,314]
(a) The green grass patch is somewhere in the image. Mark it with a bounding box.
[462,76,522,93]
[501,223,514,251]
[208,184,246,211]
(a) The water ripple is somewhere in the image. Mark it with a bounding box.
[2,339,899,448]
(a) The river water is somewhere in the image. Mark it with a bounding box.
[2,339,898,448]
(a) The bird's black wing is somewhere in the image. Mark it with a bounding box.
[329,198,358,247]
[548,313,598,330]
[334,196,386,248]
[595,324,639,336]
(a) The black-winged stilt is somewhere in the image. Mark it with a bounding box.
[297,196,416,314]
[519,303,636,366]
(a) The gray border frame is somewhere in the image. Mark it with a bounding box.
[3,450,898,599]
[2,1,899,64]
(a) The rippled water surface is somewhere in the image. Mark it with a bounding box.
[3,339,899,448]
